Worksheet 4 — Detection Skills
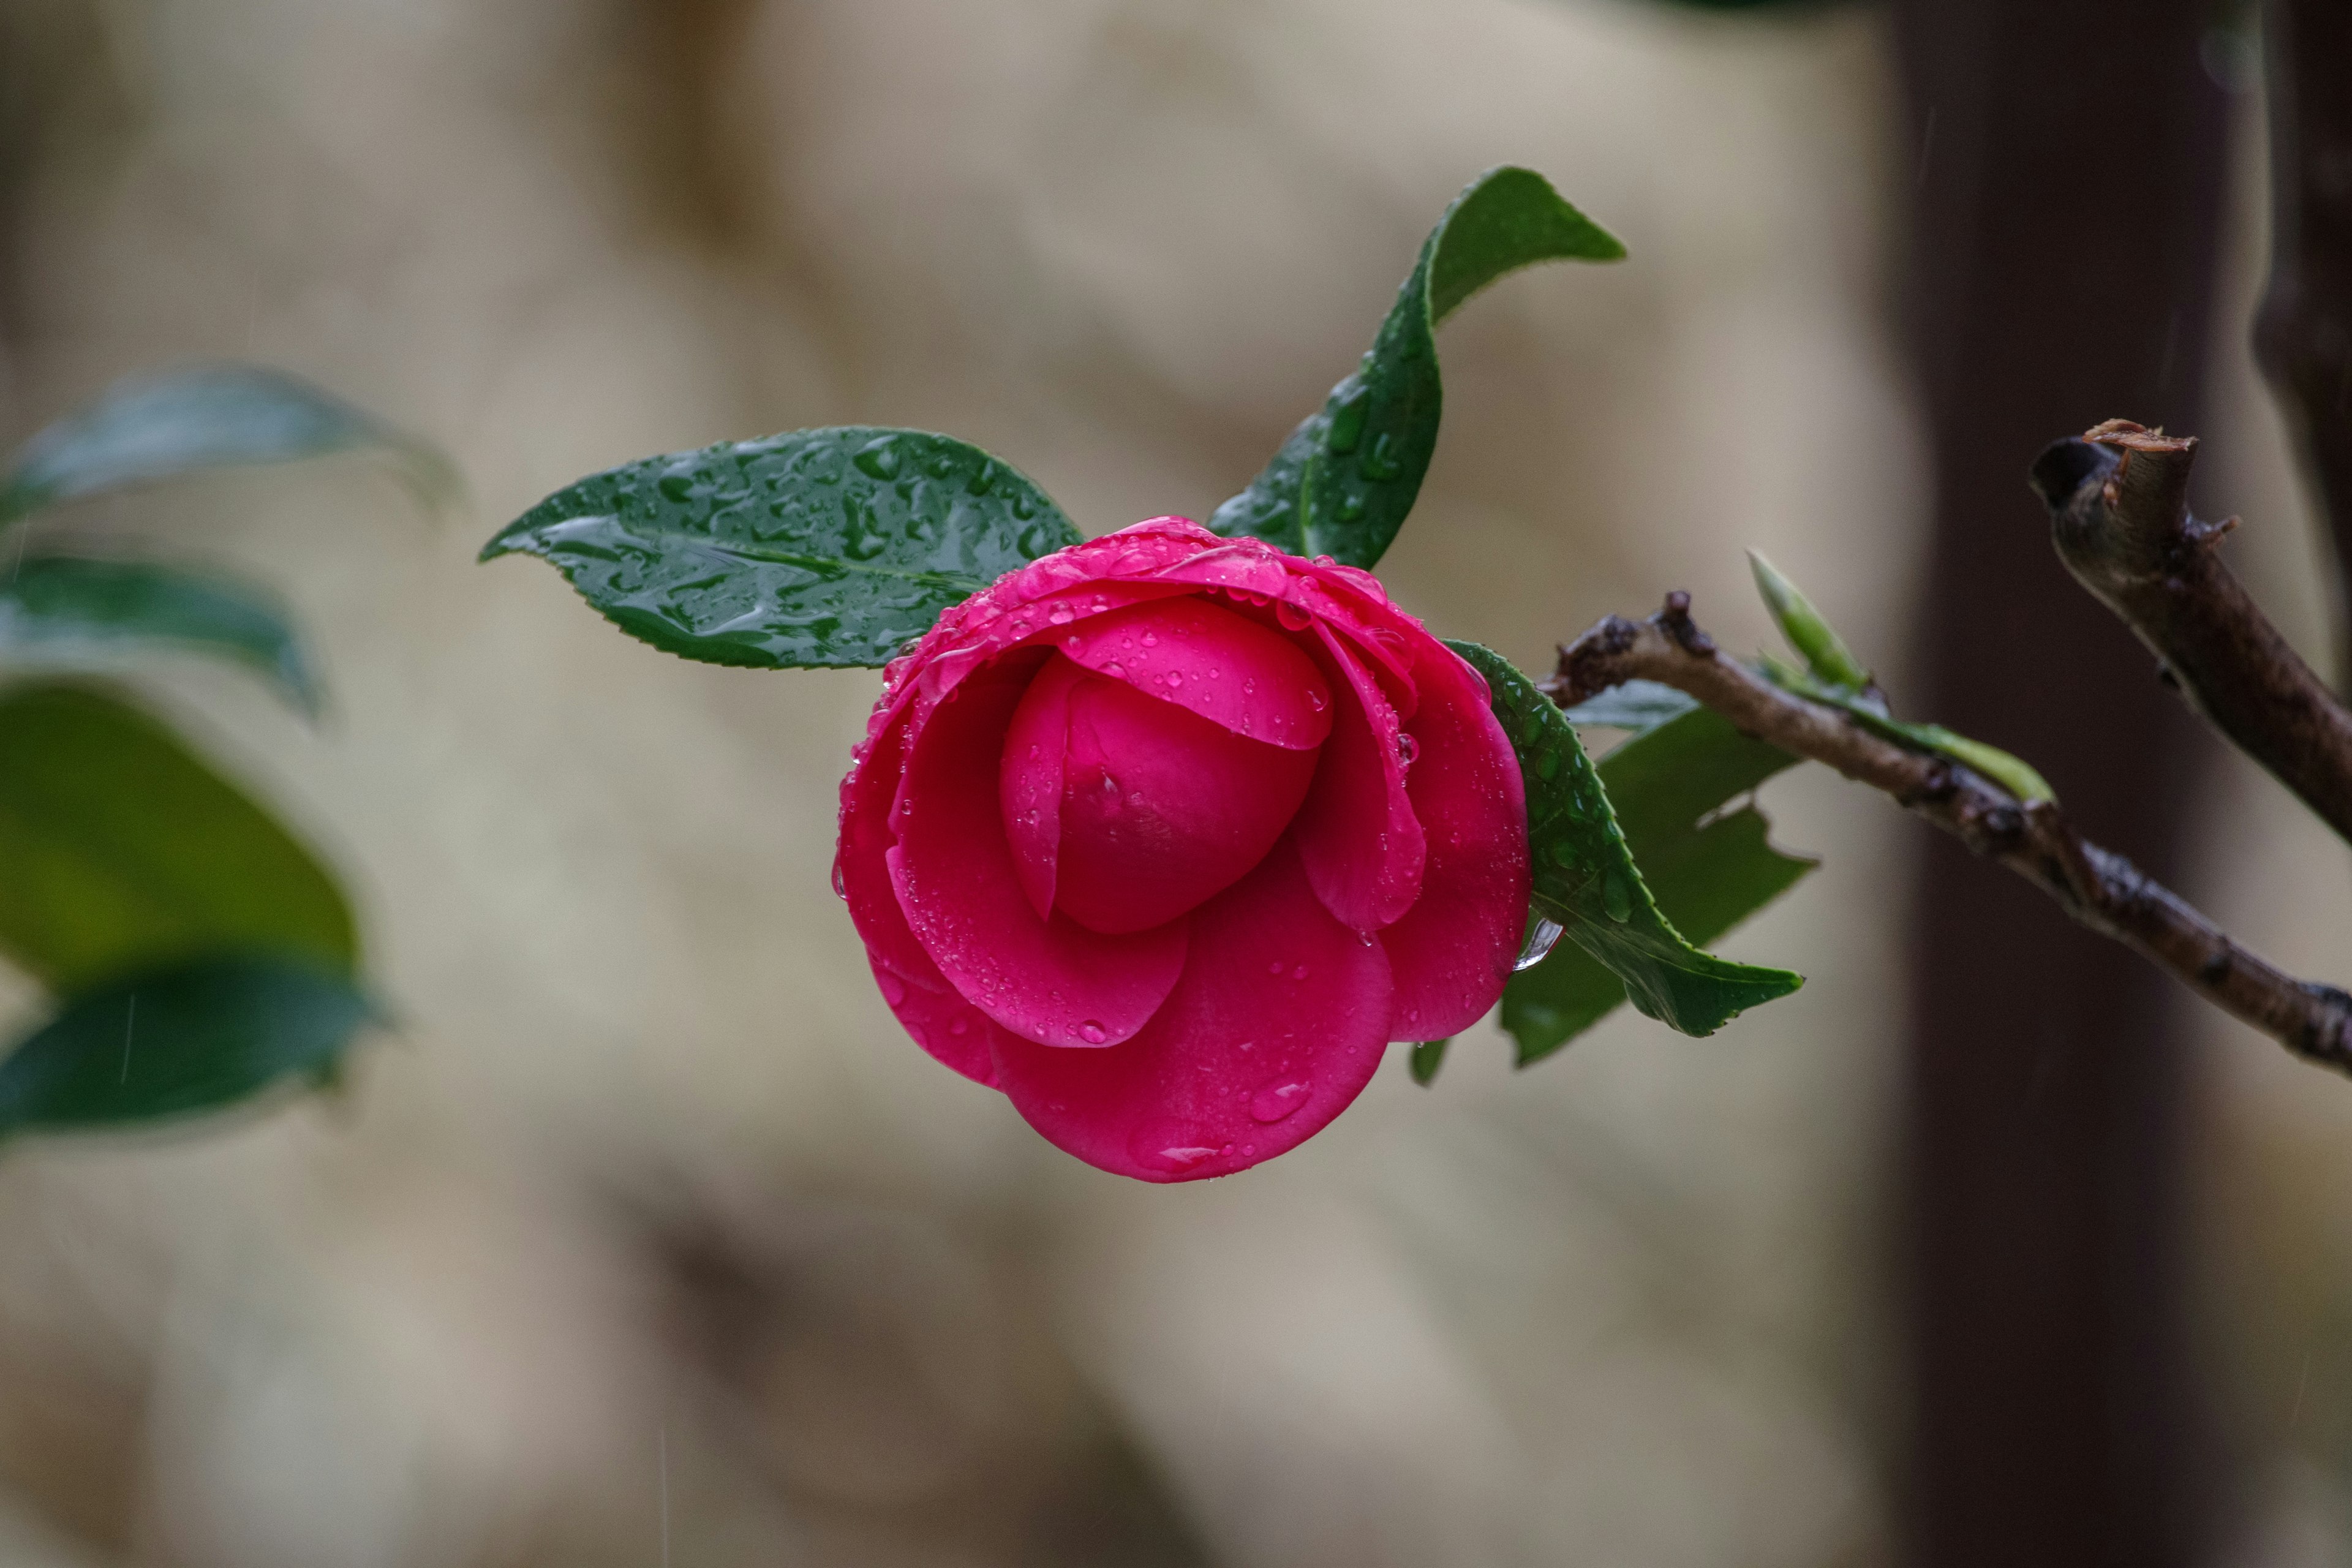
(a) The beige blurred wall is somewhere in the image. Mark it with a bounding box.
[0,0,2199,1563]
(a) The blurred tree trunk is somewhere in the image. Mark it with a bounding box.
[1892,6,2229,1566]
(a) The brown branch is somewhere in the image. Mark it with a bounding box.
[2256,0,2352,670]
[2029,420,2352,843]
[1545,594,2352,1074]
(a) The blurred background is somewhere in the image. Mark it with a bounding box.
[0,0,2344,1564]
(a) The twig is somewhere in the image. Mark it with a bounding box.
[1545,594,2352,1073]
[2256,0,2352,671]
[2028,420,2352,843]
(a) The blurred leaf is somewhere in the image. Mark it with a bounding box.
[1748,550,1871,690]
[0,364,454,522]
[0,682,356,992]
[1408,1037,1450,1085]
[1557,677,1698,731]
[0,953,374,1139]
[1452,642,1803,1041]
[481,427,1082,669]
[1209,167,1623,568]
[1504,703,1814,1064]
[0,556,316,710]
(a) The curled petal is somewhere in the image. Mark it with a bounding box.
[1051,597,1333,750]
[835,719,1003,1085]
[1000,654,1086,921]
[1377,643,1530,1039]
[989,837,1393,1182]
[1293,625,1426,933]
[1054,670,1319,933]
[888,654,1187,1047]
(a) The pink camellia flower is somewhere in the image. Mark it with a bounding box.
[835,517,1530,1181]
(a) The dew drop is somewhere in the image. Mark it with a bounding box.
[1515,916,1565,970]
[1049,604,1075,625]
[1291,963,1310,981]
[877,971,908,1006]
[1077,1019,1109,1044]
[1396,733,1420,767]
[1275,600,1314,631]
[853,437,902,480]
[1249,1078,1313,1123]
[831,863,848,899]
[1141,631,1158,647]
[1602,873,1634,922]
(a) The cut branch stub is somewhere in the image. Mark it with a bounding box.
[2030,418,2352,845]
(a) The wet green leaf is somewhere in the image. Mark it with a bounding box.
[1209,167,1622,569]
[481,427,1081,669]
[1503,702,1814,1065]
[0,556,316,710]
[1451,642,1804,1044]
[0,953,374,1139]
[0,682,356,992]
[0,364,454,522]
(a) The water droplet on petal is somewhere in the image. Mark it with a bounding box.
[1396,733,1420,767]
[1291,963,1310,980]
[877,971,908,1006]
[1275,600,1314,631]
[1076,1019,1109,1044]
[1250,1078,1313,1123]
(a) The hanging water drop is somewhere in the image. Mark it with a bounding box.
[1515,916,1565,970]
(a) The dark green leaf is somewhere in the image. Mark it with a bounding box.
[0,953,374,1139]
[0,682,356,992]
[1408,1037,1450,1086]
[0,556,316,710]
[0,364,454,522]
[1503,703,1814,1063]
[1208,167,1622,568]
[481,427,1081,669]
[1451,642,1803,1040]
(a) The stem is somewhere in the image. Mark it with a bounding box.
[1547,594,2352,1072]
[2030,420,2352,843]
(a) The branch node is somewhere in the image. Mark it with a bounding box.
[1658,590,1714,656]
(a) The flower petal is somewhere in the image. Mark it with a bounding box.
[1377,643,1531,1039]
[1054,668,1319,933]
[888,652,1188,1047]
[988,837,1393,1182]
[1292,625,1426,933]
[1052,597,1333,750]
[999,653,1085,922]
[835,717,1003,1085]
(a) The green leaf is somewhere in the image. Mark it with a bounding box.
[1451,642,1803,1041]
[0,556,317,710]
[0,364,454,523]
[1408,1037,1450,1086]
[0,953,374,1139]
[1503,702,1814,1064]
[1208,167,1623,569]
[481,427,1082,669]
[0,682,356,992]
[1557,677,1698,731]
[1747,551,1871,690]
[1762,655,2057,803]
